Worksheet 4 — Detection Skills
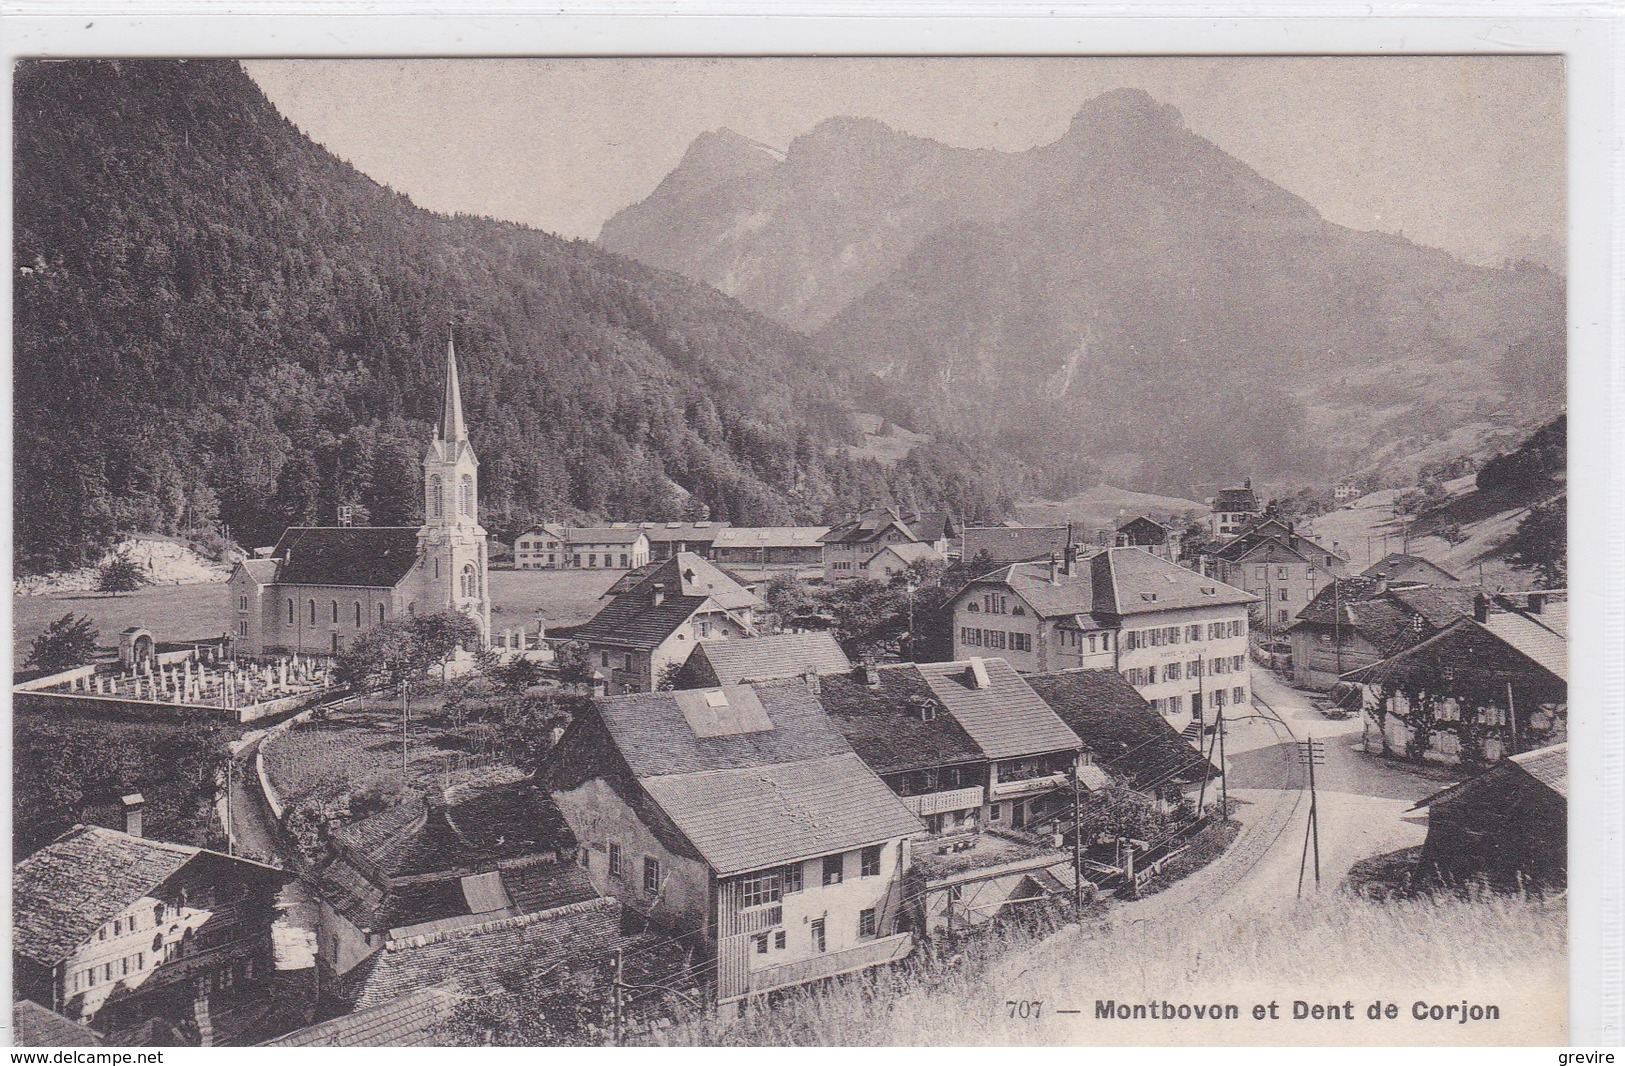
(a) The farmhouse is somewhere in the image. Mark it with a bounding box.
[1115,516,1182,562]
[821,508,950,578]
[1363,552,1460,586]
[13,812,287,1045]
[709,526,830,576]
[950,547,1255,734]
[229,338,490,655]
[677,630,851,688]
[1286,577,1475,691]
[1411,742,1566,889]
[571,552,762,694]
[546,679,922,1003]
[1345,592,1567,767]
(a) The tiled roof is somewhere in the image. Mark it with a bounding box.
[823,508,919,546]
[262,988,460,1047]
[1291,580,1474,656]
[961,526,1071,565]
[1342,613,1568,689]
[603,561,663,596]
[236,558,279,585]
[13,1001,103,1047]
[914,659,1081,760]
[353,897,626,1012]
[1093,547,1256,616]
[631,521,729,543]
[13,826,282,966]
[593,679,850,778]
[269,526,423,588]
[712,526,831,550]
[639,753,923,875]
[686,632,852,686]
[1362,553,1459,583]
[572,593,711,650]
[909,512,957,542]
[549,526,649,545]
[1026,670,1218,787]
[819,669,985,776]
[617,553,759,612]
[962,560,1096,619]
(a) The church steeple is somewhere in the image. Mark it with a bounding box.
[438,332,467,443]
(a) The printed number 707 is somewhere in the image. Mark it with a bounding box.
[1008,1000,1042,1020]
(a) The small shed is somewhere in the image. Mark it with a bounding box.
[1411,743,1566,890]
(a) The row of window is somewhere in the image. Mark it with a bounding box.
[427,473,476,520]
[958,628,1033,652]
[1124,656,1247,686]
[1145,687,1248,716]
[283,598,389,628]
[1123,620,1245,650]
[605,844,665,895]
[1060,629,1114,654]
[751,908,877,955]
[737,846,886,908]
[72,952,146,991]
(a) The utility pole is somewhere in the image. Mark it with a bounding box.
[224,752,233,856]
[1506,682,1520,756]
[1296,737,1325,898]
[401,677,410,783]
[611,948,625,1047]
[1217,706,1229,822]
[1071,761,1084,916]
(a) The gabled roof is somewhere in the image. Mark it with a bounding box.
[570,593,713,650]
[236,557,280,585]
[1341,612,1568,688]
[1411,743,1566,811]
[13,1001,103,1047]
[592,679,850,778]
[552,526,649,545]
[603,560,664,597]
[1290,579,1474,655]
[819,669,986,776]
[908,512,957,542]
[1363,553,1459,583]
[638,753,922,875]
[867,542,944,567]
[14,826,284,966]
[632,521,730,543]
[616,553,760,612]
[263,987,459,1048]
[269,526,423,588]
[1090,547,1255,616]
[711,526,831,550]
[822,508,919,546]
[353,897,626,1012]
[961,526,1071,565]
[913,658,1081,761]
[685,632,852,687]
[1211,519,1341,565]
[1026,670,1218,787]
[960,560,1096,619]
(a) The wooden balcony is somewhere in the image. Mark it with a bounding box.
[900,786,985,817]
[734,903,783,935]
[741,932,914,999]
[990,772,1067,799]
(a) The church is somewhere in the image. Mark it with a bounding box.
[229,338,491,657]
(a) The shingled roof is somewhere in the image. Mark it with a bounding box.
[13,1001,103,1047]
[1290,579,1474,657]
[268,526,423,588]
[819,669,985,776]
[592,679,851,778]
[1090,548,1256,616]
[1411,742,1567,812]
[1342,612,1568,689]
[575,553,760,649]
[913,659,1081,761]
[14,826,284,966]
[1027,669,1218,788]
[262,987,459,1048]
[352,897,626,1012]
[960,526,1071,566]
[638,753,923,875]
[684,632,852,687]
[1363,552,1459,583]
[1212,485,1260,513]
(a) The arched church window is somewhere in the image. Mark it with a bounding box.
[461,563,478,599]
[460,474,474,516]
[377,603,386,624]
[434,559,441,580]
[307,600,316,626]
[430,475,444,519]
[354,602,362,627]
[330,600,339,624]
[286,599,294,625]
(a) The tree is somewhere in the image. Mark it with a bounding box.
[97,556,148,593]
[494,688,594,776]
[27,613,99,671]
[554,640,594,687]
[490,656,544,693]
[409,611,483,681]
[1505,496,1567,588]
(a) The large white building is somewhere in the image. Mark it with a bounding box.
[949,547,1257,734]
[228,338,491,656]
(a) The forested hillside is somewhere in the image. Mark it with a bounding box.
[13,60,1014,573]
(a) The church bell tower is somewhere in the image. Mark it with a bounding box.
[419,333,490,642]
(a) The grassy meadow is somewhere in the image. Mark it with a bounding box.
[655,891,1565,1046]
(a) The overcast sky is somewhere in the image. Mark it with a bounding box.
[244,56,1564,269]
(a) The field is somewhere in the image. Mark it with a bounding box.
[1015,483,1206,531]
[657,891,1565,1046]
[12,567,621,666]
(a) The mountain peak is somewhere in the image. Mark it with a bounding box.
[1064,87,1184,139]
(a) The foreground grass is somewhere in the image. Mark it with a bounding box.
[656,892,1565,1046]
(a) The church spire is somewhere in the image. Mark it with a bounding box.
[439,329,467,443]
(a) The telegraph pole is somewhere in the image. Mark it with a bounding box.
[1296,737,1325,898]
[611,948,625,1047]
[1071,761,1084,915]
[1217,706,1229,822]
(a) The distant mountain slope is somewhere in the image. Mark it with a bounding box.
[12,60,1015,573]
[601,88,1565,499]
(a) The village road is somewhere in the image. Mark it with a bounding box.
[226,732,320,971]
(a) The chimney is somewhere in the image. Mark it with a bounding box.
[1048,552,1061,585]
[1527,592,1545,615]
[122,793,145,838]
[1243,477,1252,491]
[591,670,607,697]
[803,667,820,696]
[965,657,991,690]
[1473,593,1491,624]
[858,661,882,690]
[651,582,666,607]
